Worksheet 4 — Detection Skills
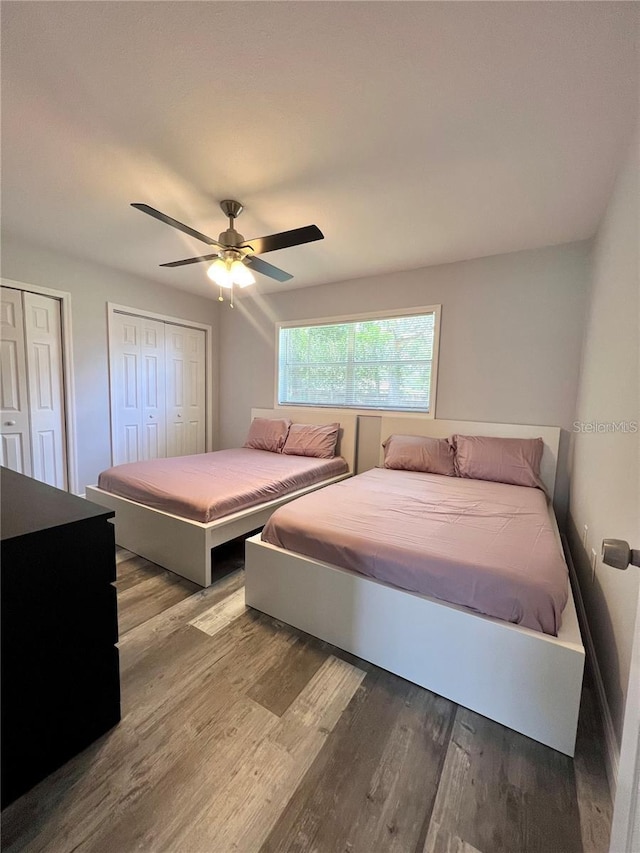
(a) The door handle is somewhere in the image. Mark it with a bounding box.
[601,539,640,570]
[4,420,16,426]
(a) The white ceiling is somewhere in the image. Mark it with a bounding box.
[2,2,638,299]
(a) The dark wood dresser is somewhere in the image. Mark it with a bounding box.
[1,468,121,808]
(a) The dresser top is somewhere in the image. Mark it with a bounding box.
[1,468,114,541]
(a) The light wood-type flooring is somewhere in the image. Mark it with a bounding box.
[2,541,612,853]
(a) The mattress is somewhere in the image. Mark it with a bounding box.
[261,468,569,635]
[97,448,348,523]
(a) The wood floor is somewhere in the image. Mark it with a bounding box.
[2,542,612,853]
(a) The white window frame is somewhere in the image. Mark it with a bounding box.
[275,305,441,417]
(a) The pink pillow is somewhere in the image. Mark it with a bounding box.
[243,418,292,453]
[382,434,456,476]
[282,422,340,459]
[452,434,544,489]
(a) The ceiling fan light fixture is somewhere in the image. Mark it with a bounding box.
[207,257,233,288]
[231,259,256,288]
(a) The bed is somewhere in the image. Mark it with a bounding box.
[86,407,357,587]
[245,417,585,756]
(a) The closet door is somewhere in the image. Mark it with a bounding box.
[165,324,206,457]
[140,320,167,460]
[110,313,166,465]
[0,288,32,475]
[23,292,67,488]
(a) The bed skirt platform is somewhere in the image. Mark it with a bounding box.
[245,533,585,757]
[86,472,350,587]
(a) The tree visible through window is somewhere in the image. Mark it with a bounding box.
[278,309,439,412]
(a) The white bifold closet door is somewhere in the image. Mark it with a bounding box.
[0,287,67,488]
[110,311,206,465]
[111,313,167,464]
[165,324,206,458]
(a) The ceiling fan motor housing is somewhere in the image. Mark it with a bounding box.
[218,200,245,248]
[218,227,245,248]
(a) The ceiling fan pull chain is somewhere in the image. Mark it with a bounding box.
[218,287,224,303]
[229,281,234,309]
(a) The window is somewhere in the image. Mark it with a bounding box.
[277,306,440,413]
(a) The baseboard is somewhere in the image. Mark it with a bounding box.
[562,534,620,798]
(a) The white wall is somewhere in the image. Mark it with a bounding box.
[219,241,590,519]
[567,127,639,755]
[1,233,219,492]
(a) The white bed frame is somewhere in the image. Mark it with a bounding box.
[86,408,357,588]
[245,417,585,756]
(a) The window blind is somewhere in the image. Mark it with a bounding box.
[278,311,437,412]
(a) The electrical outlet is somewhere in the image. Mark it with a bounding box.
[582,524,589,548]
[591,548,598,582]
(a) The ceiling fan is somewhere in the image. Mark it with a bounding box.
[132,200,323,300]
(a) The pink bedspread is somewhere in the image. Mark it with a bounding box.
[262,468,568,635]
[98,449,348,523]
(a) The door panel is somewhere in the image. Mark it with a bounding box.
[1,432,30,474]
[140,323,165,460]
[1,340,24,414]
[35,430,57,485]
[112,318,141,464]
[165,325,205,458]
[23,292,67,488]
[110,313,166,464]
[32,343,54,410]
[123,351,138,409]
[140,320,165,460]
[0,289,32,475]
[170,356,184,408]
[124,424,140,463]
[171,420,185,457]
[187,419,201,454]
[145,421,161,459]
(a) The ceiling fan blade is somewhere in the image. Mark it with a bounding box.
[132,203,221,247]
[239,224,323,255]
[246,256,293,282]
[159,253,220,268]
